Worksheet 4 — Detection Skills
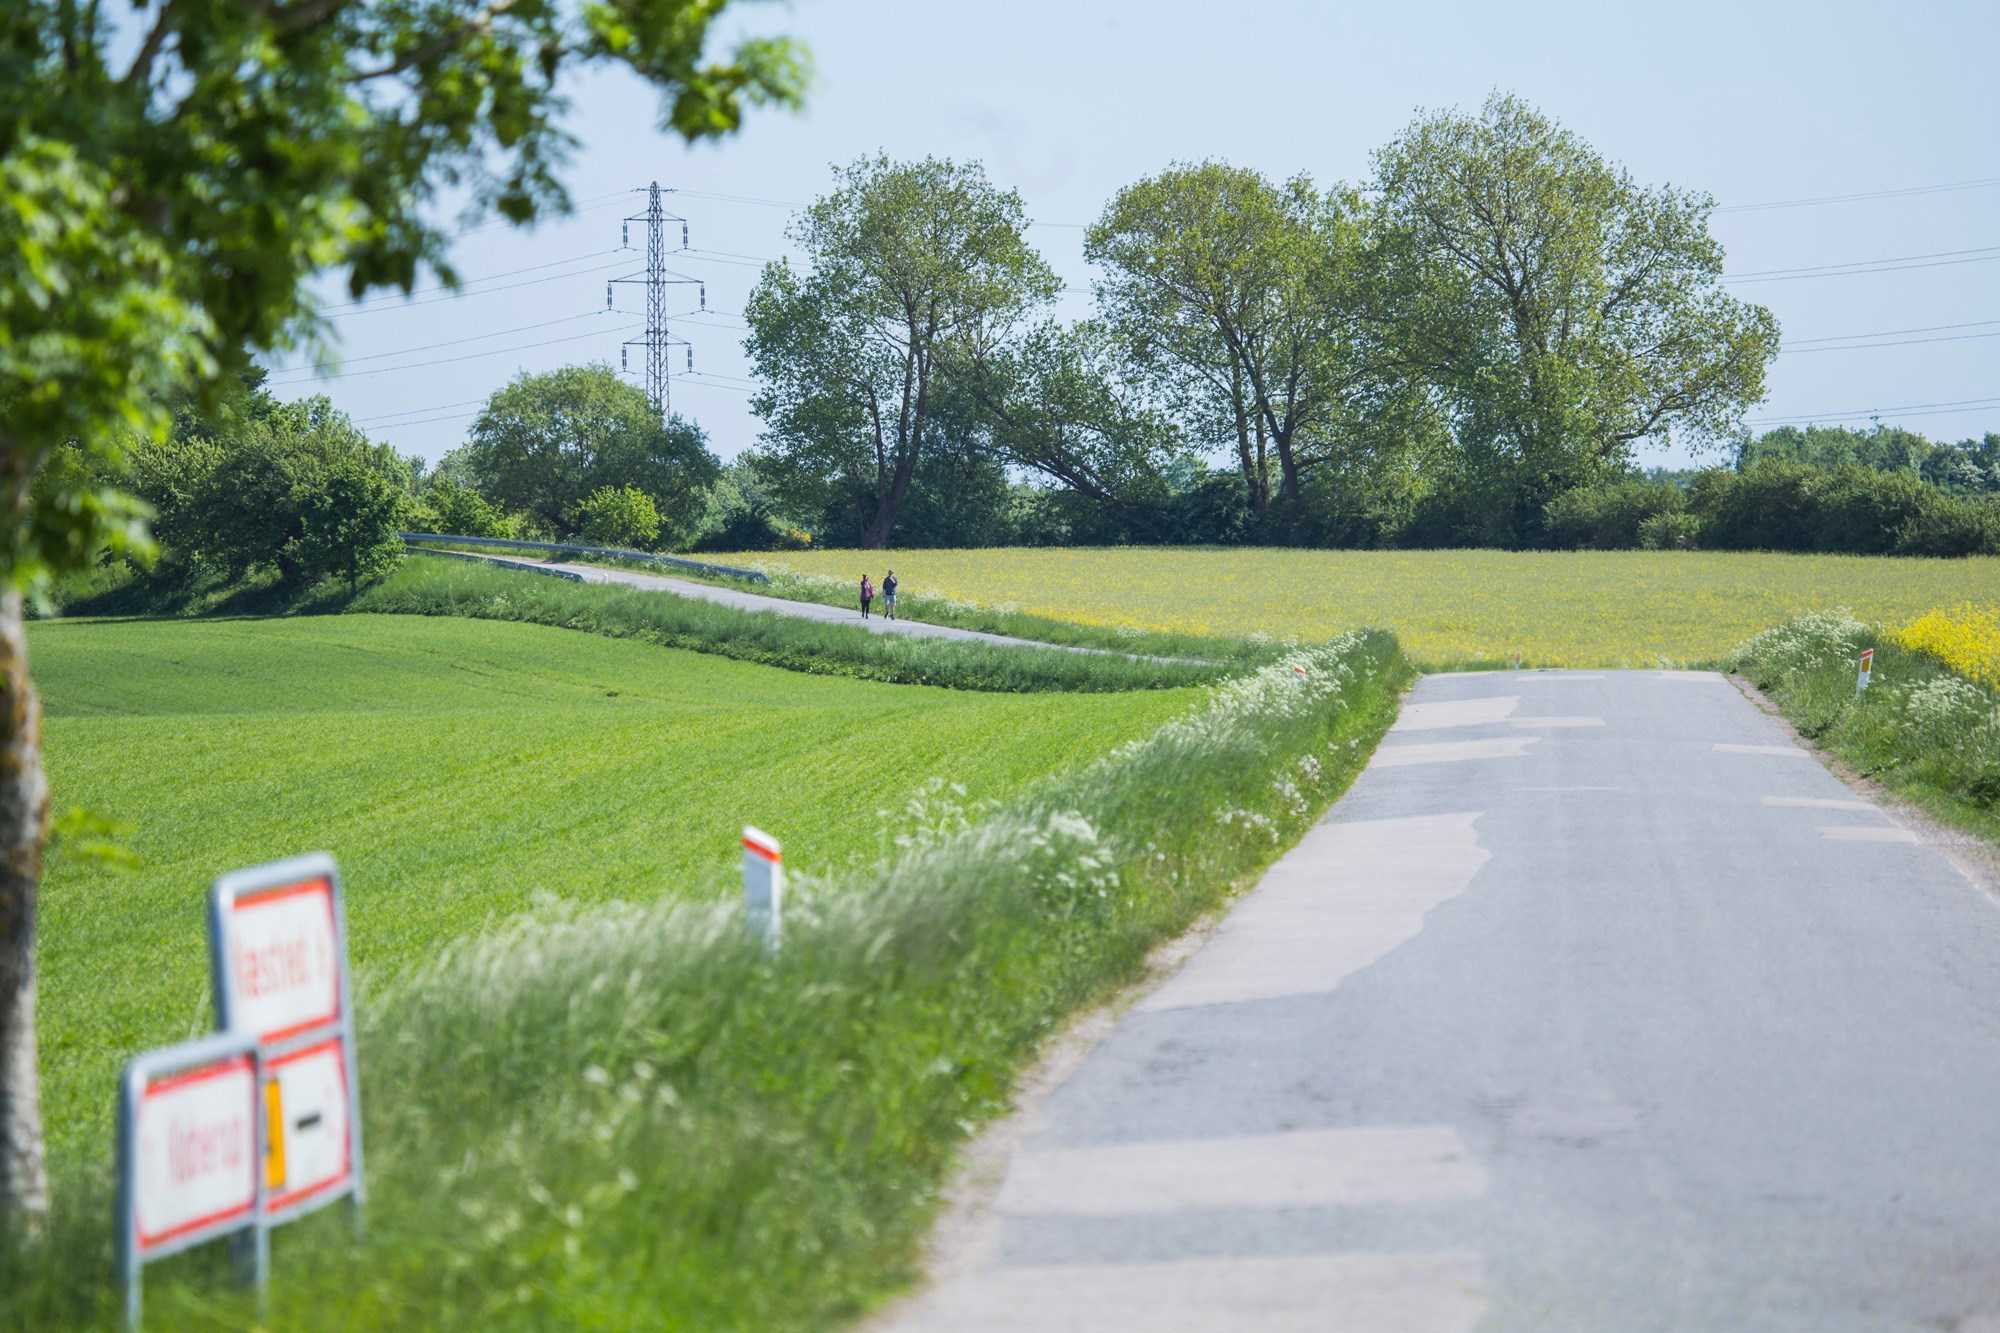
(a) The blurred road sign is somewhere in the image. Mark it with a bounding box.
[117,1032,264,1326]
[210,853,365,1227]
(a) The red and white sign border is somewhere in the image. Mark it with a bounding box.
[116,1030,265,1325]
[208,851,366,1227]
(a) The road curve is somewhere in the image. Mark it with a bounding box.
[427,550,1200,663]
[883,669,2000,1333]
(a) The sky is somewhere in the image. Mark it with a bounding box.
[271,0,2000,470]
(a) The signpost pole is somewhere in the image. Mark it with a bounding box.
[742,826,783,951]
[1857,648,1874,696]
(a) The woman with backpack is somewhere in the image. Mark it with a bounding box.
[859,572,874,619]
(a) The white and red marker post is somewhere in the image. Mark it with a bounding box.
[742,825,784,951]
[1857,648,1875,695]
[116,1030,265,1328]
[207,852,364,1237]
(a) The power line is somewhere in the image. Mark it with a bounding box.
[1787,317,2000,345]
[1717,176,2000,214]
[1747,394,2000,425]
[1779,330,2000,355]
[320,248,618,312]
[269,311,606,378]
[284,323,640,382]
[326,256,631,318]
[1726,244,2000,283]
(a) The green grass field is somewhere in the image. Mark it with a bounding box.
[33,614,1194,1168]
[721,547,2000,666]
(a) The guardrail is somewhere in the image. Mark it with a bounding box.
[399,532,770,584]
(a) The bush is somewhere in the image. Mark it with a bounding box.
[573,484,663,548]
[1543,479,1686,549]
[1688,461,1997,556]
[1638,510,1700,550]
[292,457,407,591]
[1895,493,2000,557]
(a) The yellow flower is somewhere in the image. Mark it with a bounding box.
[1894,603,2000,689]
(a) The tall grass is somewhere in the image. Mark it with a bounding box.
[360,559,1236,692]
[1732,610,2000,836]
[3,631,1410,1330]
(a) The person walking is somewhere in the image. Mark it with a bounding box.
[859,572,874,620]
[883,568,899,621]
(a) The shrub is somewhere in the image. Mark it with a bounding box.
[1895,493,2000,557]
[1638,510,1700,550]
[291,457,408,591]
[574,484,664,549]
[1542,479,1686,550]
[1691,460,1997,556]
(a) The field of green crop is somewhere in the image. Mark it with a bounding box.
[723,547,2000,667]
[32,614,1194,1168]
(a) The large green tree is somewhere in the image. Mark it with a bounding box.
[1370,92,1779,533]
[458,363,718,545]
[745,154,1060,548]
[0,0,804,1225]
[1085,163,1389,516]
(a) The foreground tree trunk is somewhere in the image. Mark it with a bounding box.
[0,587,48,1230]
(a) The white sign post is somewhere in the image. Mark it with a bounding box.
[742,826,783,951]
[116,1031,264,1328]
[208,853,364,1234]
[1857,647,1874,695]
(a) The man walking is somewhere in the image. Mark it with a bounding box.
[883,568,899,621]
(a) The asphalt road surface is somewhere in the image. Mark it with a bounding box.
[886,669,2000,1332]
[431,550,1196,660]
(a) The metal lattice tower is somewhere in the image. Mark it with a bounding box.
[608,181,703,421]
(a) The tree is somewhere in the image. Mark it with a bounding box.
[461,365,718,545]
[745,155,1059,548]
[0,0,805,1228]
[1370,92,1779,536]
[1085,163,1386,516]
[573,483,663,548]
[294,457,410,593]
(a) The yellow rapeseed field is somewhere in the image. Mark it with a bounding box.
[1895,603,2000,690]
[727,547,2000,667]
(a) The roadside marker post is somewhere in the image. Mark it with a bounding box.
[1857,648,1874,695]
[115,1031,265,1329]
[742,826,783,951]
[208,852,365,1236]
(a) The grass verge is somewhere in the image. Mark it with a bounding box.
[26,614,1196,1172]
[1731,610,2000,842]
[359,558,1235,692]
[406,541,1283,669]
[4,628,1410,1330]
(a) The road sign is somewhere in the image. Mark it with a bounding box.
[743,825,783,950]
[117,1031,265,1327]
[1858,648,1875,694]
[263,1036,354,1217]
[209,852,365,1229]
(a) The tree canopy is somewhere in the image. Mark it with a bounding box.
[1369,92,1780,533]
[745,154,1059,547]
[457,364,718,546]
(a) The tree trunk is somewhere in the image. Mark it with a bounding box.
[0,587,49,1231]
[1230,368,1267,514]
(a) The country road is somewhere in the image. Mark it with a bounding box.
[429,549,1200,662]
[884,670,2000,1332]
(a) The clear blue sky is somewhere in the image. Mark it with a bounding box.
[273,0,2000,470]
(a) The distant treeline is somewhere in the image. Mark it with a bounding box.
[698,422,2000,557]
